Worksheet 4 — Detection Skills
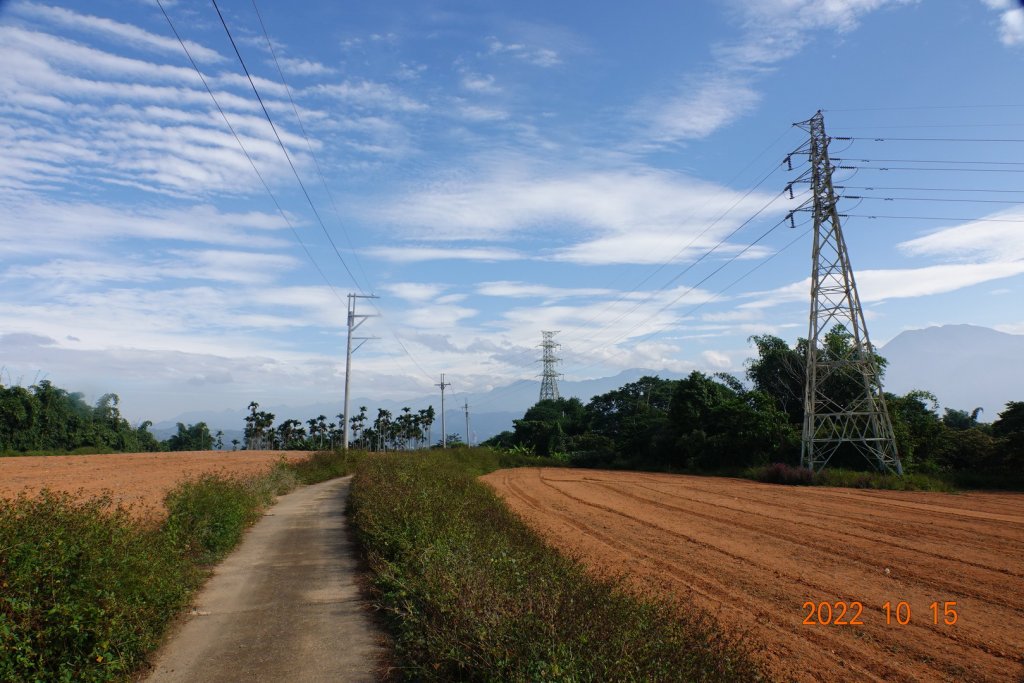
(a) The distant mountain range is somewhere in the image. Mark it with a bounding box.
[880,324,1023,420]
[153,324,1023,443]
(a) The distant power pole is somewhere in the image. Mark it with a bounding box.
[538,331,562,402]
[436,374,451,447]
[464,400,470,447]
[342,293,379,450]
[793,111,901,474]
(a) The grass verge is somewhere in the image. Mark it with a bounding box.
[0,449,362,682]
[349,447,765,682]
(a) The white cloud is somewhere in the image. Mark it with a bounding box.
[364,246,524,263]
[371,162,784,265]
[742,262,1024,309]
[999,8,1024,45]
[461,72,500,93]
[314,80,427,112]
[0,199,292,257]
[457,103,509,122]
[477,281,614,300]
[487,38,561,67]
[641,0,907,144]
[701,349,733,369]
[979,0,1024,43]
[643,75,760,142]
[898,211,1024,262]
[275,56,336,76]
[383,282,450,302]
[9,2,225,63]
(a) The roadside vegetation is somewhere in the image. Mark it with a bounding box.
[349,447,765,682]
[0,450,361,682]
[486,327,1024,490]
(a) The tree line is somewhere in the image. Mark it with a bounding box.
[241,402,446,451]
[0,381,160,454]
[484,328,1024,484]
[0,379,456,455]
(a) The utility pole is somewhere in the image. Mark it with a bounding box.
[464,400,470,447]
[538,331,562,402]
[792,111,901,474]
[342,293,378,450]
[436,374,451,448]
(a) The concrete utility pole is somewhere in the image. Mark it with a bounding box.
[791,111,901,474]
[435,374,451,448]
[342,293,378,450]
[464,400,470,447]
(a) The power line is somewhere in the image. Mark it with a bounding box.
[838,165,1024,173]
[209,0,363,292]
[843,195,1024,205]
[835,184,1024,194]
[835,136,1024,143]
[819,104,1024,112]
[834,158,1024,166]
[846,214,1024,223]
[245,0,436,385]
[155,0,344,306]
[248,0,375,294]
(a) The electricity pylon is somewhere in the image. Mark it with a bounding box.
[538,331,562,402]
[794,111,902,474]
[342,293,378,450]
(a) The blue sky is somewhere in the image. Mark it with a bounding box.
[1,0,1023,422]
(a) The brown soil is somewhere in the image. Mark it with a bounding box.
[482,468,1024,682]
[0,451,308,521]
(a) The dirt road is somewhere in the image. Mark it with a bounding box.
[482,468,1024,682]
[140,476,383,682]
[0,450,306,519]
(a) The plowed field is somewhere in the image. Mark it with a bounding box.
[0,450,306,520]
[482,468,1024,682]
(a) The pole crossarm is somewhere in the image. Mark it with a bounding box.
[796,111,902,475]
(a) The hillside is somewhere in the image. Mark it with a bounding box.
[881,324,1024,419]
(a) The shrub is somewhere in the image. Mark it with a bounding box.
[0,491,197,682]
[750,462,815,485]
[161,473,267,565]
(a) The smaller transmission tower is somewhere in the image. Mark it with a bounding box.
[795,111,901,474]
[538,331,562,402]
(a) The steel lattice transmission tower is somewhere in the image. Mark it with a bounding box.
[796,111,902,474]
[538,331,562,402]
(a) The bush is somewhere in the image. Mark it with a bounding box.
[747,463,954,492]
[0,491,197,682]
[289,449,365,485]
[750,462,814,485]
[350,449,764,681]
[0,448,362,681]
[162,473,268,565]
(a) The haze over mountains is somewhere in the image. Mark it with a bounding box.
[880,325,1024,420]
[155,325,1023,443]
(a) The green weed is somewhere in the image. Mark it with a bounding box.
[0,449,362,681]
[745,464,955,492]
[350,448,765,682]
[0,491,197,682]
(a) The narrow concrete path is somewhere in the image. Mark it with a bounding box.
[142,476,384,682]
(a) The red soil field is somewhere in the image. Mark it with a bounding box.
[483,468,1024,682]
[0,451,307,521]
